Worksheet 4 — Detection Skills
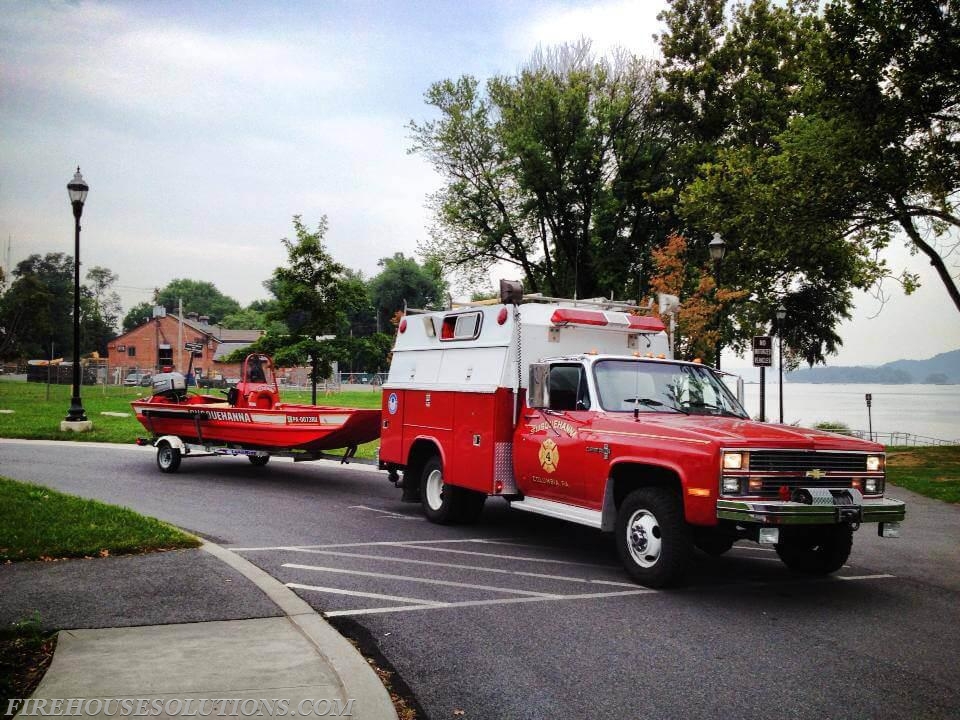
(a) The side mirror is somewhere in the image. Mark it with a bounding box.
[528,363,549,408]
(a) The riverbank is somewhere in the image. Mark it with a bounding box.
[741,383,960,443]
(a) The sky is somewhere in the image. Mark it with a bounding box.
[1,0,957,367]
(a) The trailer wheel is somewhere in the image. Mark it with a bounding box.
[156,441,182,474]
[775,526,853,575]
[616,487,691,588]
[248,455,270,467]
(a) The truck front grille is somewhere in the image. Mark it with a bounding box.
[724,450,882,499]
[748,451,868,473]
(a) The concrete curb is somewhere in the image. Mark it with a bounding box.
[200,540,398,720]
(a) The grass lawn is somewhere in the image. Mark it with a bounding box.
[0,378,382,459]
[0,478,198,709]
[886,446,960,504]
[0,476,199,562]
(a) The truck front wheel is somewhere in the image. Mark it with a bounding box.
[419,456,486,525]
[616,488,691,588]
[775,526,853,575]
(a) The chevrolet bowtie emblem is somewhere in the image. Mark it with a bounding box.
[805,469,826,480]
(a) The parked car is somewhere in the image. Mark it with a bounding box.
[124,371,153,387]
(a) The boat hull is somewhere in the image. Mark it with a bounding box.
[132,397,381,452]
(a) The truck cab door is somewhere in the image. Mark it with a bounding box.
[515,363,592,504]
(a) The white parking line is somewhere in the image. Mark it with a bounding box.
[230,538,519,552]
[286,582,444,606]
[347,505,424,521]
[278,547,638,587]
[283,563,563,597]
[323,588,656,618]
[385,542,613,568]
[837,574,896,581]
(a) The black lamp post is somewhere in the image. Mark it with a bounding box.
[65,167,89,423]
[708,233,726,369]
[776,303,786,423]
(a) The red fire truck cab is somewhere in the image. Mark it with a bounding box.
[378,285,906,587]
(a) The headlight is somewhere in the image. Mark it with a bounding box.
[722,477,741,494]
[864,477,883,494]
[723,452,746,470]
[866,455,883,472]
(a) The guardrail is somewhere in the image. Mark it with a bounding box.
[850,430,960,447]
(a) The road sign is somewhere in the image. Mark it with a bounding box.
[184,342,204,353]
[752,335,773,367]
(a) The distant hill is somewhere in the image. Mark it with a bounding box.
[786,349,960,384]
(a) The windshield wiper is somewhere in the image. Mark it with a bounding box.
[684,401,742,417]
[623,398,688,415]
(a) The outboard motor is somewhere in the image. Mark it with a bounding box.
[151,372,187,401]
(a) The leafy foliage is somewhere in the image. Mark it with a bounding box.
[154,279,241,323]
[368,253,447,330]
[0,253,121,360]
[122,301,155,332]
[410,40,669,301]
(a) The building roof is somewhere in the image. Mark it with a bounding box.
[213,342,256,362]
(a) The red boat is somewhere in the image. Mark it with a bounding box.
[132,354,381,472]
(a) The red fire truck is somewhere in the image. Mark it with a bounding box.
[378,283,906,587]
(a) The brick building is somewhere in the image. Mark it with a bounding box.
[106,313,262,382]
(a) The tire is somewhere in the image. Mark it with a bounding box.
[249,455,270,467]
[615,487,691,588]
[455,489,487,524]
[775,525,853,575]
[156,442,182,473]
[419,456,486,524]
[694,529,735,557]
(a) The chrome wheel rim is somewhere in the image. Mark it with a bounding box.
[626,509,661,568]
[425,468,444,510]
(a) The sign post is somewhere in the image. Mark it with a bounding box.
[752,336,773,422]
[865,393,873,441]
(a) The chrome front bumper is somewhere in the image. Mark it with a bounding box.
[716,496,906,525]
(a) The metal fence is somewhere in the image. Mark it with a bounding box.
[850,430,960,447]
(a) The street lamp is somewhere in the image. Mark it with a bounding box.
[776,304,787,423]
[64,167,89,426]
[708,233,726,369]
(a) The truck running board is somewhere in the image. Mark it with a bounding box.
[510,497,604,529]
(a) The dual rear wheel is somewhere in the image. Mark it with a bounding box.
[419,456,486,524]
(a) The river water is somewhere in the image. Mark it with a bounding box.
[740,383,960,443]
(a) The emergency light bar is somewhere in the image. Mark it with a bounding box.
[550,308,666,333]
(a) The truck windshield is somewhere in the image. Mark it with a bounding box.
[593,360,748,418]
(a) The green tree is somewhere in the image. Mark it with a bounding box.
[810,0,960,311]
[249,215,355,395]
[657,0,884,364]
[122,301,155,332]
[410,40,669,299]
[0,254,121,359]
[368,253,447,331]
[0,254,75,359]
[340,269,377,337]
[155,279,241,323]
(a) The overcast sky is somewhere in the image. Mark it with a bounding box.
[1,0,957,367]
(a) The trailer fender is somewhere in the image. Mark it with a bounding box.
[154,435,186,452]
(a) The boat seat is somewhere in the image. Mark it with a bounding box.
[250,390,274,409]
